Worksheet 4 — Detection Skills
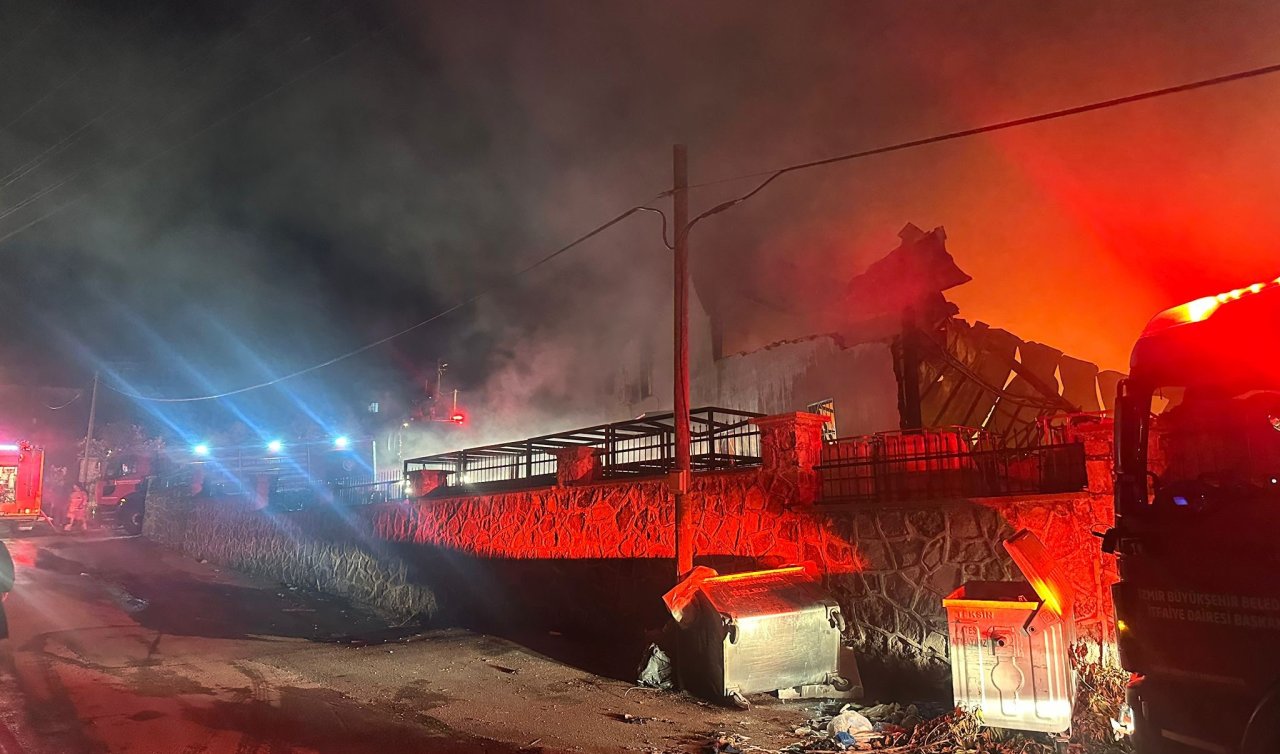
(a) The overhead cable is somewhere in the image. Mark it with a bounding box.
[0,1,378,248]
[105,197,665,402]
[681,60,1280,232]
[0,0,301,190]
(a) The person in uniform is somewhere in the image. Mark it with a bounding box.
[64,483,89,532]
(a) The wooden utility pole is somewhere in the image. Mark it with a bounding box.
[672,145,693,579]
[79,371,100,485]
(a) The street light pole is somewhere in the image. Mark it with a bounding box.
[672,144,693,580]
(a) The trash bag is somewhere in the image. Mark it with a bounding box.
[827,709,873,736]
[636,643,675,690]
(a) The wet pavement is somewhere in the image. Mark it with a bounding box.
[0,529,814,753]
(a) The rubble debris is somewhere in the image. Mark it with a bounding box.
[636,643,675,690]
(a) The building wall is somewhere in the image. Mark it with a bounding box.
[705,338,899,437]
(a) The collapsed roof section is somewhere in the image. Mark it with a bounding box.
[692,223,970,358]
[917,318,1126,446]
[691,221,1124,445]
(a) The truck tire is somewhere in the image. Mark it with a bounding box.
[123,508,143,536]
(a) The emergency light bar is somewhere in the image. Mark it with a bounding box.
[1142,275,1280,337]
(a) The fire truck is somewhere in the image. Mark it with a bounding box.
[1105,278,1280,752]
[0,441,45,531]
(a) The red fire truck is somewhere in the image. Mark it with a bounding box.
[0,441,45,532]
[1105,278,1280,752]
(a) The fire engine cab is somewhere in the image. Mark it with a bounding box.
[1105,277,1280,753]
[0,441,45,531]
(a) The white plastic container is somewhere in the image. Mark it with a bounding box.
[943,530,1077,734]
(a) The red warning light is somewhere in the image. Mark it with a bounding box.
[450,412,465,425]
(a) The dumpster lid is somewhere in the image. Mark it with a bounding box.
[1003,530,1075,618]
[698,566,830,620]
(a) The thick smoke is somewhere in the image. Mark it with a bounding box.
[4,0,1280,451]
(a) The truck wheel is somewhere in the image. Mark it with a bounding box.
[122,509,144,536]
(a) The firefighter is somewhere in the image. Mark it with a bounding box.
[64,483,89,532]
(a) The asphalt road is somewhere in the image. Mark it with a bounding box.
[0,530,811,754]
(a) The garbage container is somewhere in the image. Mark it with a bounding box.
[669,565,860,705]
[943,530,1076,734]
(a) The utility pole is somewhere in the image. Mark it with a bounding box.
[435,359,448,420]
[672,144,693,580]
[79,371,100,485]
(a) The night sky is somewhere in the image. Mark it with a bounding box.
[3,0,1280,443]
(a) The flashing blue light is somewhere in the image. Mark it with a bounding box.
[193,444,210,457]
[267,440,284,454]
[334,436,350,449]
[1173,495,1190,507]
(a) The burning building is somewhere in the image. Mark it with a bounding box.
[614,223,1124,446]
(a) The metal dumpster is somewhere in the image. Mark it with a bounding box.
[669,566,859,705]
[943,530,1077,734]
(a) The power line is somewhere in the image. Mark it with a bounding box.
[0,5,61,71]
[0,0,302,191]
[1,67,83,131]
[104,197,666,403]
[636,206,674,250]
[681,60,1280,232]
[45,391,82,410]
[0,4,381,249]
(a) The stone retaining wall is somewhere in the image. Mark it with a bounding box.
[145,412,1120,691]
[145,487,439,621]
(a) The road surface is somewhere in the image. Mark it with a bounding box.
[0,530,810,753]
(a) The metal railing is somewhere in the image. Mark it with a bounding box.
[817,427,1087,504]
[404,407,764,490]
[326,468,409,507]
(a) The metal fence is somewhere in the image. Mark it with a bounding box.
[817,427,1087,504]
[325,468,409,507]
[404,407,763,490]
[152,458,405,510]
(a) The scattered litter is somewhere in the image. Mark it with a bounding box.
[485,662,519,674]
[636,643,675,690]
[706,733,746,754]
[833,730,856,748]
[611,713,653,724]
[826,709,872,736]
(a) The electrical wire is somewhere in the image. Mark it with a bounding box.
[2,67,83,131]
[680,60,1280,232]
[0,0,362,242]
[636,206,674,250]
[0,6,60,71]
[104,197,664,403]
[0,0,302,191]
[45,392,82,410]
